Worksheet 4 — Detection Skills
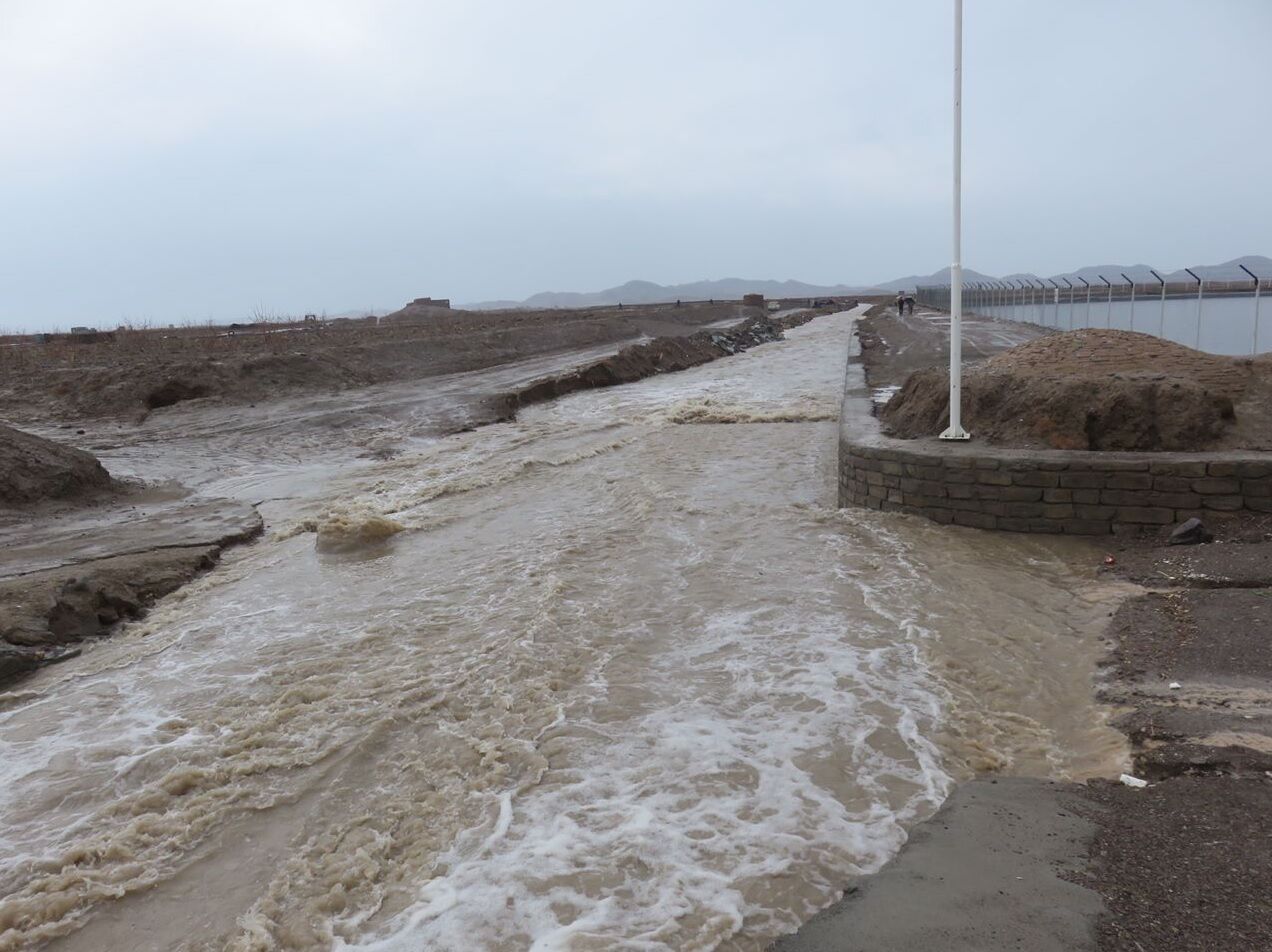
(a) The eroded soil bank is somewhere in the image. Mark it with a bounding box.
[0,307,825,688]
[776,302,1272,952]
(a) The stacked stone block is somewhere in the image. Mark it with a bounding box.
[840,441,1272,535]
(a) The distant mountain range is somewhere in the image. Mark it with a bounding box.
[999,255,1272,287]
[466,278,870,310]
[462,255,1271,309]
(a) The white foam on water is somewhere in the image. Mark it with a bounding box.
[335,600,951,952]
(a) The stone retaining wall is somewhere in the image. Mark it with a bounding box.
[839,331,1272,535]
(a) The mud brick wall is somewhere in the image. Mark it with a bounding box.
[839,443,1272,535]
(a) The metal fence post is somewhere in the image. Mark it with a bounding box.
[1121,272,1136,332]
[1062,277,1075,330]
[1185,267,1202,349]
[1099,275,1112,328]
[1240,264,1262,354]
[1150,269,1166,338]
[1077,277,1091,328]
[1047,278,1060,328]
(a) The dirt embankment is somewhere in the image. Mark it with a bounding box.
[0,302,758,422]
[0,506,264,686]
[0,425,115,506]
[1,425,264,686]
[879,329,1272,452]
[0,547,221,684]
[498,313,814,415]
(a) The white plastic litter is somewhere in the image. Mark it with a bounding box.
[1119,773,1149,788]
[1169,681,1182,690]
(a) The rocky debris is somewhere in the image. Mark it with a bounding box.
[1168,517,1214,546]
[0,425,115,506]
[0,545,222,685]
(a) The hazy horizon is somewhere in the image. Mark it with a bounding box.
[3,1,1269,331]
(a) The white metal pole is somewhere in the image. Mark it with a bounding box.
[1196,281,1203,349]
[941,0,969,441]
[1130,284,1136,331]
[1255,282,1263,355]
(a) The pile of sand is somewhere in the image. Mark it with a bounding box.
[880,330,1269,451]
[0,425,115,506]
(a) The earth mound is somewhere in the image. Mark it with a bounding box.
[881,330,1257,451]
[0,425,115,506]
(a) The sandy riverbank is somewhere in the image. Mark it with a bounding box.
[774,304,1272,951]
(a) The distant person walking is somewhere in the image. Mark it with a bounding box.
[897,293,906,315]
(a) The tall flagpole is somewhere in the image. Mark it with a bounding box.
[941,0,970,440]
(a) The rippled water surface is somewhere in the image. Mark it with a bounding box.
[0,311,1127,951]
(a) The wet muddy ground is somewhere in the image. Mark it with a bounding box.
[778,303,1272,952]
[0,307,1139,950]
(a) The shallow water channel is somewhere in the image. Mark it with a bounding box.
[0,311,1127,951]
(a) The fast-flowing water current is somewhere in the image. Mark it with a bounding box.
[0,311,1127,951]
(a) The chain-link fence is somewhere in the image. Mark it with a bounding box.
[915,274,1266,356]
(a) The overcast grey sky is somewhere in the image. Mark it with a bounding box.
[2,0,1269,329]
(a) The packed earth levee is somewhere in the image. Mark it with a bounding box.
[778,302,1272,951]
[0,302,835,688]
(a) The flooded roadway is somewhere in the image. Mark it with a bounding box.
[0,310,1127,950]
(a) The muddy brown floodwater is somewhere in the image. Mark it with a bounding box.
[0,309,1128,951]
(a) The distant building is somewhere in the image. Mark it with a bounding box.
[411,297,451,309]
[742,293,765,307]
[70,326,94,335]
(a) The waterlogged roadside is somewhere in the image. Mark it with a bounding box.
[0,311,1126,951]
